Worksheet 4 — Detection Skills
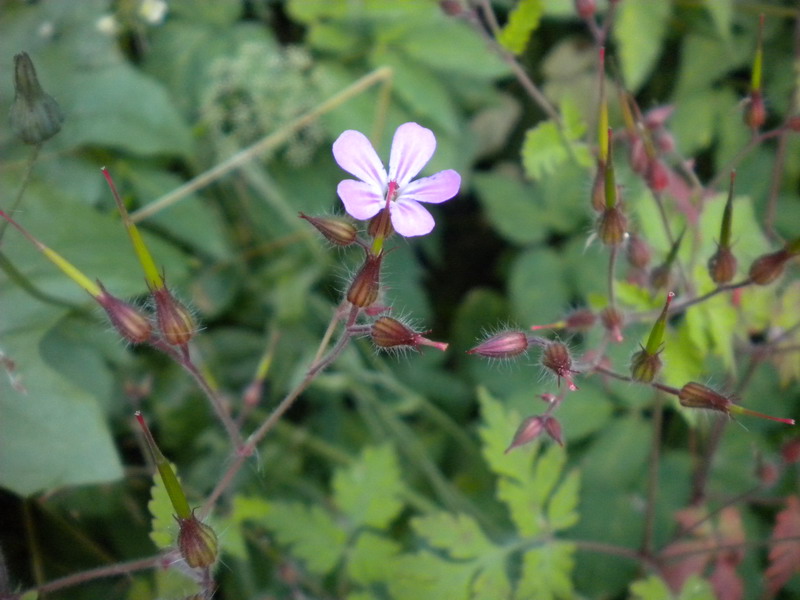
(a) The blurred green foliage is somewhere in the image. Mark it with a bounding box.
[0,0,799,599]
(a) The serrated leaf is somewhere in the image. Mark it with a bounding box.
[262,501,347,575]
[332,444,404,530]
[148,463,180,549]
[412,512,494,559]
[347,531,402,585]
[613,0,672,91]
[547,469,580,530]
[515,542,575,600]
[521,120,567,180]
[630,575,672,600]
[498,0,543,55]
[388,551,474,600]
[478,387,535,480]
[216,495,271,559]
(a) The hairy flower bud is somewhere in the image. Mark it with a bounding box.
[299,213,357,246]
[177,515,218,569]
[9,52,64,145]
[565,308,597,332]
[370,317,448,352]
[468,330,529,359]
[708,245,738,285]
[152,287,196,346]
[541,342,577,390]
[678,382,794,424]
[97,286,152,344]
[347,251,384,308]
[597,206,628,246]
[748,249,791,285]
[627,233,652,269]
[630,349,662,383]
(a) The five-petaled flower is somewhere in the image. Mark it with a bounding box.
[332,122,461,237]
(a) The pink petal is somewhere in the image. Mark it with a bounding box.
[388,123,436,188]
[390,199,435,237]
[400,169,460,205]
[332,130,388,190]
[337,180,384,220]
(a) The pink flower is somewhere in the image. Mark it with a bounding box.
[332,122,461,237]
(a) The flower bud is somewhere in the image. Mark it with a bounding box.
[708,246,738,285]
[468,330,529,359]
[596,206,628,246]
[97,286,152,344]
[574,0,596,18]
[371,317,448,352]
[748,249,791,285]
[152,287,196,346]
[565,308,597,332]
[367,209,394,241]
[541,341,578,390]
[649,263,672,291]
[781,438,800,464]
[9,52,64,145]
[590,164,605,212]
[600,306,624,342]
[544,416,564,446]
[626,233,652,269]
[678,382,795,424]
[744,90,766,130]
[646,159,669,192]
[177,515,218,569]
[505,415,545,453]
[347,251,384,308]
[299,213,357,246]
[630,349,662,383]
[439,0,464,16]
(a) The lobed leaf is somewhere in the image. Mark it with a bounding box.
[515,542,576,600]
[497,0,544,55]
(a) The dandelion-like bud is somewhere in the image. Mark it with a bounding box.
[97,285,152,344]
[596,206,628,246]
[299,213,357,246]
[748,249,791,285]
[9,52,64,145]
[541,341,578,390]
[177,514,218,569]
[468,330,529,359]
[346,251,384,308]
[152,287,196,346]
[370,317,448,352]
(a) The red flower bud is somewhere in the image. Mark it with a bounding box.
[678,382,794,424]
[367,209,394,241]
[152,287,196,346]
[600,306,624,342]
[748,249,791,285]
[744,90,766,130]
[97,286,152,344]
[299,213,357,246]
[177,515,218,569]
[468,330,529,359]
[541,341,578,390]
[544,416,564,446]
[574,0,596,18]
[781,438,800,464]
[347,251,384,308]
[565,308,597,332]
[370,317,448,352]
[505,415,545,453]
[626,233,652,269]
[439,0,464,16]
[646,159,669,192]
[708,245,738,285]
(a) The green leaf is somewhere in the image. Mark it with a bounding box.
[498,0,544,55]
[478,387,534,481]
[613,0,672,91]
[705,0,734,41]
[508,247,571,326]
[547,469,580,530]
[521,120,567,180]
[0,319,123,496]
[148,463,181,549]
[332,444,404,530]
[411,512,494,559]
[217,495,271,559]
[398,21,510,79]
[473,172,548,246]
[388,551,475,600]
[262,501,347,575]
[347,531,402,585]
[57,64,193,157]
[678,576,716,600]
[630,574,672,600]
[580,415,650,488]
[515,542,576,600]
